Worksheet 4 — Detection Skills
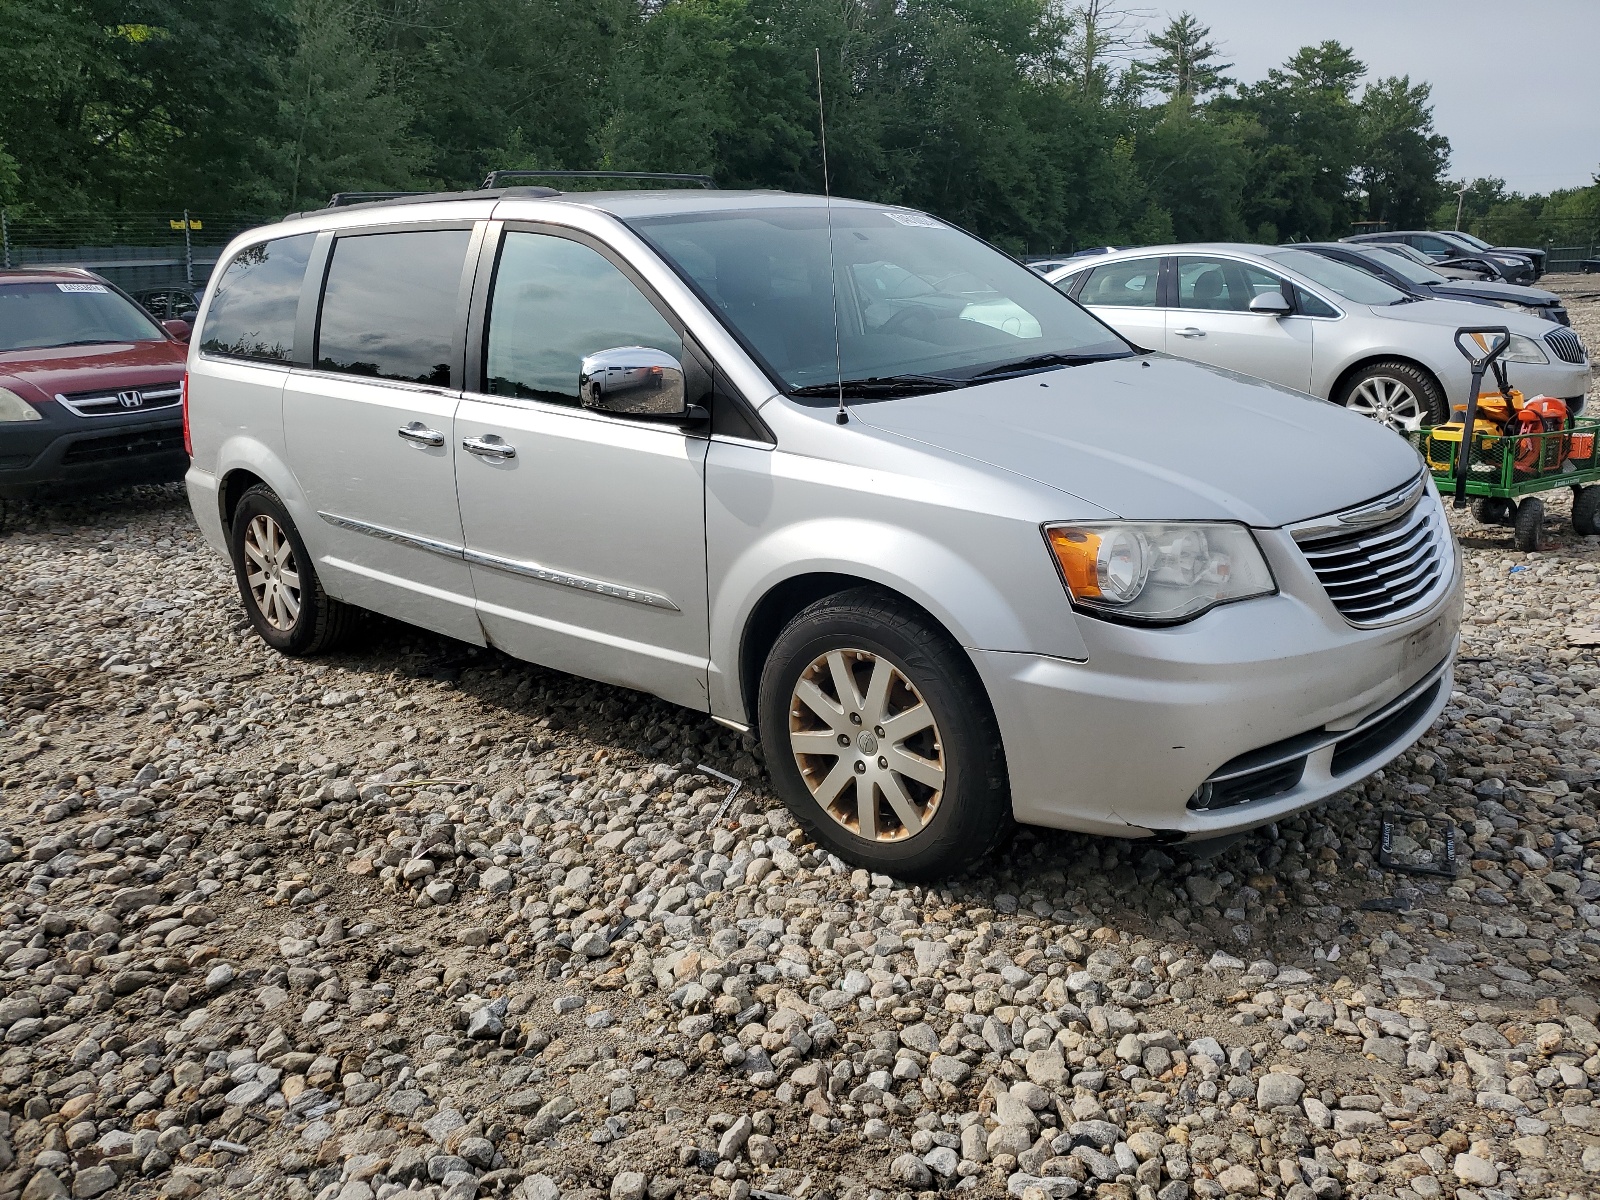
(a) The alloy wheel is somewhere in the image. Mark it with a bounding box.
[243,513,301,631]
[1346,376,1425,432]
[787,647,945,841]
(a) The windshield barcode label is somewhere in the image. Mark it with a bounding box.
[56,283,110,293]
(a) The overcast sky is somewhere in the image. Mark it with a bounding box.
[1166,0,1599,194]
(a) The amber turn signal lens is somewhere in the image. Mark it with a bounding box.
[1046,526,1103,598]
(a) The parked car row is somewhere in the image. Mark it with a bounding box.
[1045,243,1588,431]
[1342,229,1545,284]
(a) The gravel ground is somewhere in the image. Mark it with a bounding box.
[2,303,1599,1200]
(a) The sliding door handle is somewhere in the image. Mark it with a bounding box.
[463,435,516,460]
[397,422,446,447]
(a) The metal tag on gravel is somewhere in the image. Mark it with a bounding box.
[1378,808,1457,878]
[699,763,744,822]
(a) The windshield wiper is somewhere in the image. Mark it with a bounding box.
[46,339,119,347]
[790,373,963,398]
[969,351,1129,380]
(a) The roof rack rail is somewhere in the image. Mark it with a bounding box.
[326,191,437,207]
[480,170,717,190]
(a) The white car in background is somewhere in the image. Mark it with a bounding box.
[1046,245,1590,430]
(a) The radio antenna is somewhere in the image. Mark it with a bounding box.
[816,47,847,426]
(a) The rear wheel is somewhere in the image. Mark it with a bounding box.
[1336,361,1446,432]
[1573,487,1600,536]
[1512,497,1545,552]
[229,485,357,655]
[757,588,1010,880]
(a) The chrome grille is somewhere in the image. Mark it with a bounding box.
[1292,478,1452,626]
[1546,328,1586,364]
[55,382,182,418]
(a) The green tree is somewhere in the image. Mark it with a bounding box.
[1354,76,1449,228]
[1138,11,1230,103]
[1222,41,1366,239]
[254,0,425,210]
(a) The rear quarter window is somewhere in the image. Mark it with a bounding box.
[200,234,315,362]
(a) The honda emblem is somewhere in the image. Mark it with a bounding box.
[117,390,143,408]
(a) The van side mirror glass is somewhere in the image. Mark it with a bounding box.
[579,347,686,416]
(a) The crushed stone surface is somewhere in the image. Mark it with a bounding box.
[1,296,1598,1200]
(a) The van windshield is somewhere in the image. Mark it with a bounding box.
[628,207,1132,396]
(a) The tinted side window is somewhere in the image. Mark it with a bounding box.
[1411,235,1450,257]
[1080,258,1162,307]
[484,231,680,407]
[316,230,471,386]
[200,233,314,362]
[1177,257,1287,312]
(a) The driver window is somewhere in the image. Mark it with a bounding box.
[1177,257,1288,312]
[484,231,681,407]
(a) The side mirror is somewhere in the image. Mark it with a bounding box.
[579,346,685,416]
[162,318,192,342]
[1248,292,1291,316]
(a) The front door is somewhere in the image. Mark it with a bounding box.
[1168,255,1315,392]
[453,227,710,709]
[282,225,482,642]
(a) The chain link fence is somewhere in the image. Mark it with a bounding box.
[0,210,280,293]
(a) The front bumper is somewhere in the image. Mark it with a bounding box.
[973,520,1463,841]
[0,402,186,500]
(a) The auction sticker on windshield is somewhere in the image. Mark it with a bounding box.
[883,211,942,228]
[56,283,110,293]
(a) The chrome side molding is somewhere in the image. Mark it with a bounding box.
[317,511,678,610]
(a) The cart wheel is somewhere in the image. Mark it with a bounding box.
[1574,487,1600,536]
[1512,498,1545,551]
[1471,497,1514,526]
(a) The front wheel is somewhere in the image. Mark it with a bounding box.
[757,588,1010,880]
[229,485,357,655]
[1512,497,1545,552]
[1335,361,1446,433]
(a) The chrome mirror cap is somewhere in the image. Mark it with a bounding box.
[579,347,686,416]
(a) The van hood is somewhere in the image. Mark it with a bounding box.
[849,354,1422,526]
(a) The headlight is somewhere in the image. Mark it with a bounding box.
[0,387,43,423]
[1504,334,1549,364]
[1044,521,1276,623]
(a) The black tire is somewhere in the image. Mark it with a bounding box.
[228,484,357,655]
[1574,487,1600,536]
[756,587,1011,880]
[1471,497,1514,527]
[1512,497,1545,552]
[1334,361,1447,431]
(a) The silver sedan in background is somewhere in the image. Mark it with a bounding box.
[1046,244,1590,429]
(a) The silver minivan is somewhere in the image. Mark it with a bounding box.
[183,185,1463,878]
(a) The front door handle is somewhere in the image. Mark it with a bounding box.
[463,435,516,460]
[1173,326,1207,339]
[397,422,446,447]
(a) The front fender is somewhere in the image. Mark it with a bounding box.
[707,515,1089,723]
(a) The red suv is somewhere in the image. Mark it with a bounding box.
[0,267,190,500]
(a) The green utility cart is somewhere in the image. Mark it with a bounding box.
[1406,326,1600,551]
